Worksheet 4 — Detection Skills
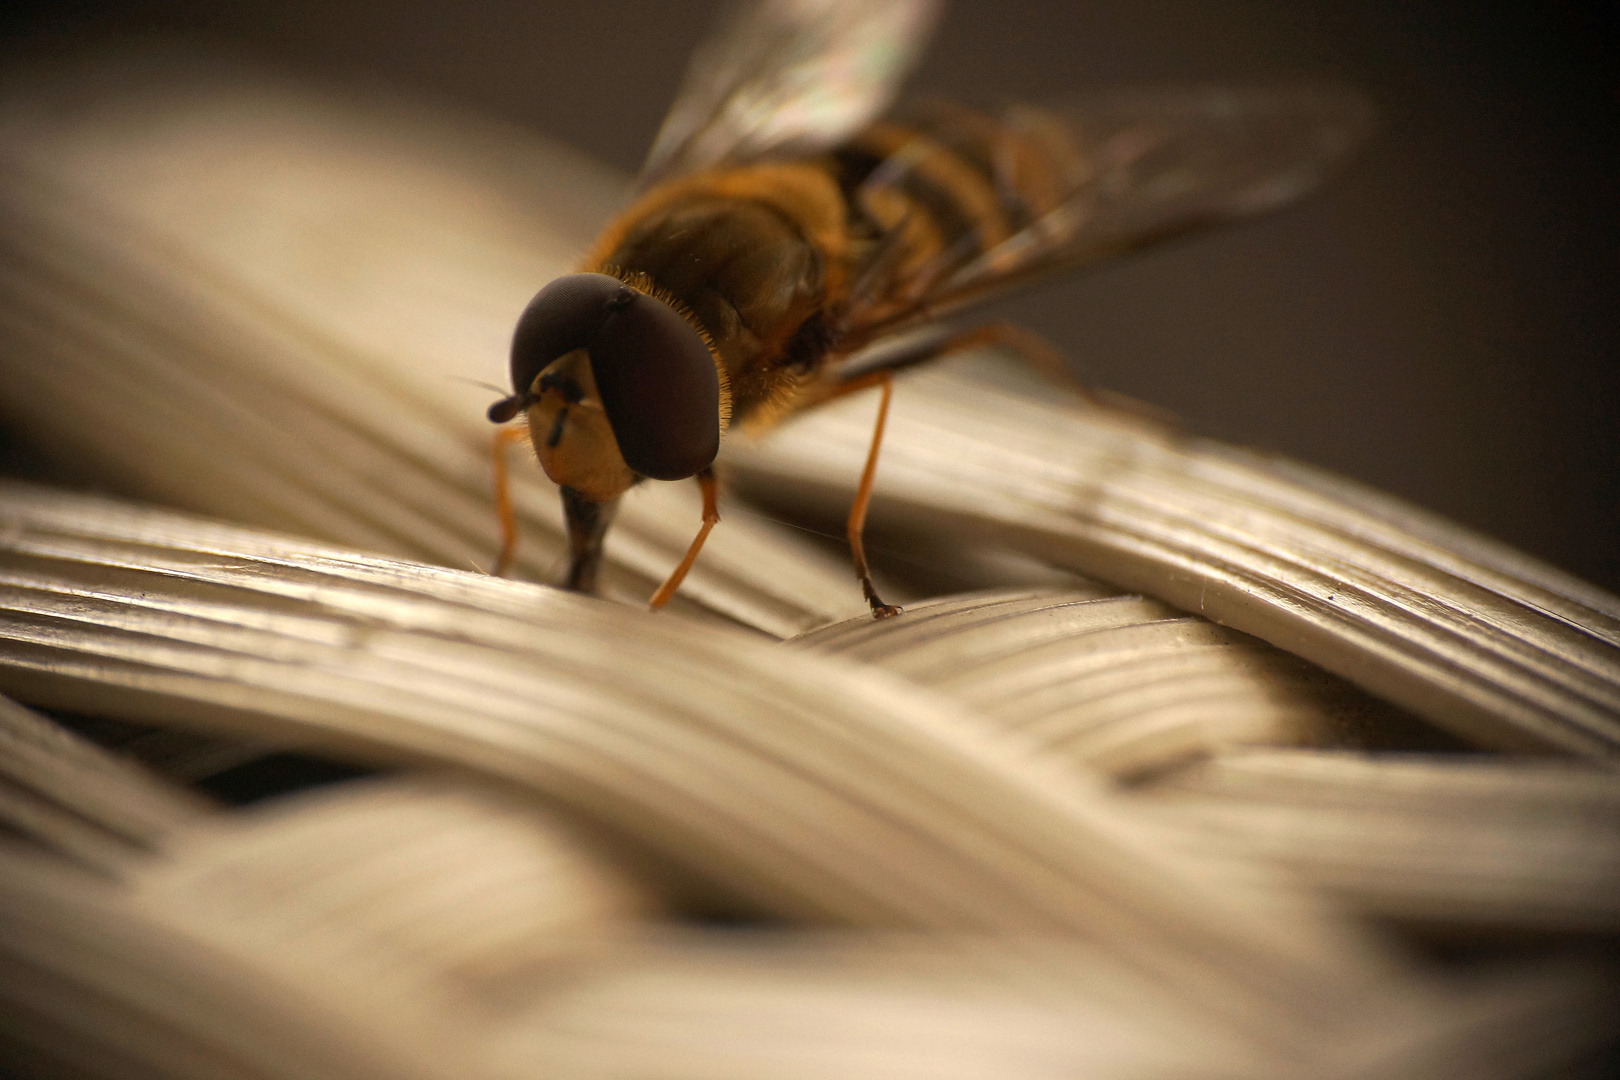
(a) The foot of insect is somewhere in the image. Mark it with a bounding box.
[865,592,903,620]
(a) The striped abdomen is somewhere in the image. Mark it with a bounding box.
[580,102,1081,423]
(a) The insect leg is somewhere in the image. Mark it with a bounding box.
[846,320,1185,430]
[818,318,1094,618]
[945,321,1189,429]
[816,368,903,619]
[490,425,533,576]
[648,467,719,610]
[843,319,1090,398]
[950,320,1090,399]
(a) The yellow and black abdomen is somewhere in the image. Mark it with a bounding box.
[826,102,1084,325]
[578,103,1081,421]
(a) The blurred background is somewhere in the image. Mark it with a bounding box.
[2,0,1614,592]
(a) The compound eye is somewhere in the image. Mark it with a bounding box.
[507,273,630,401]
[588,291,720,481]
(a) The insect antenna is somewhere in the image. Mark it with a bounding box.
[452,376,513,396]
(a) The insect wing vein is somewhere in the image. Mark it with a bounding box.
[639,0,942,189]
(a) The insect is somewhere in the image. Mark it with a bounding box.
[487,0,1369,618]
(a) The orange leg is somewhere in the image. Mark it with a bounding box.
[813,319,1100,619]
[816,369,902,619]
[838,319,1091,401]
[954,320,1091,400]
[945,320,1186,427]
[648,467,719,610]
[490,425,532,577]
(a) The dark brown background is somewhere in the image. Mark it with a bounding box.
[5,1,1615,592]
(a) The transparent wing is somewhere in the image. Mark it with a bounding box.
[638,0,941,189]
[837,85,1375,339]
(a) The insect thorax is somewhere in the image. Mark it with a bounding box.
[584,164,857,426]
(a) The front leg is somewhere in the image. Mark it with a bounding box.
[490,424,534,576]
[647,467,720,610]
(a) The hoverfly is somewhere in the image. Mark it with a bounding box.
[487,0,1369,618]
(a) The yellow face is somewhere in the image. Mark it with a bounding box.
[524,349,637,503]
